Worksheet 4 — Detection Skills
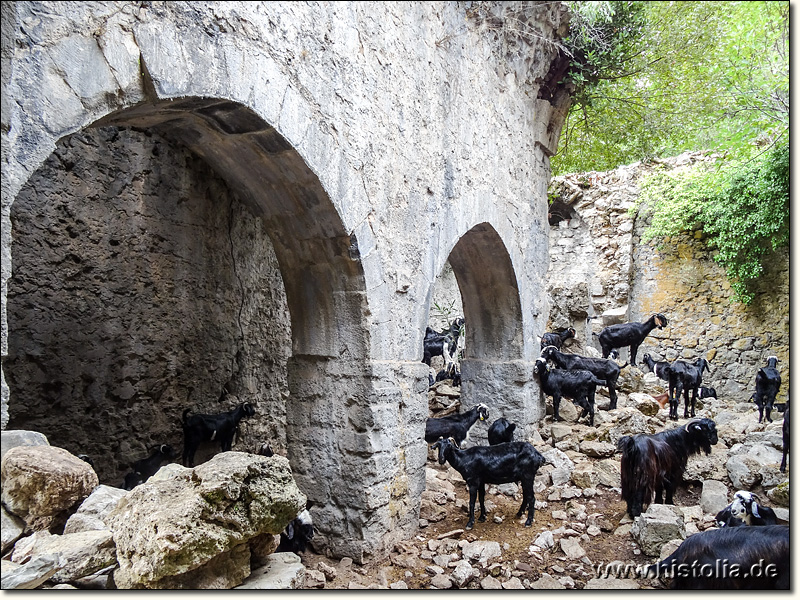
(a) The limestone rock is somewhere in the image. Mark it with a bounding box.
[550,424,572,443]
[627,393,660,417]
[108,452,305,589]
[685,446,730,483]
[249,533,281,568]
[1,554,64,590]
[578,440,616,458]
[430,573,452,589]
[480,574,502,589]
[450,559,478,588]
[594,458,621,488]
[559,537,586,559]
[630,504,685,557]
[699,480,729,516]
[64,485,127,534]
[0,430,50,461]
[11,529,116,584]
[462,540,501,565]
[236,552,305,589]
[1,445,98,531]
[2,505,26,555]
[570,462,598,489]
[658,538,684,562]
[726,455,763,489]
[584,577,640,589]
[767,480,789,507]
[529,572,566,589]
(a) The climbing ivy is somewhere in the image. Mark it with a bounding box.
[631,138,789,305]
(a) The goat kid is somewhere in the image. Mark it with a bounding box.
[487,418,516,445]
[642,353,671,382]
[752,356,781,423]
[182,402,256,467]
[715,491,778,528]
[425,403,489,448]
[534,358,604,426]
[665,358,710,420]
[430,437,544,529]
[618,418,718,518]
[598,313,668,366]
[277,508,315,554]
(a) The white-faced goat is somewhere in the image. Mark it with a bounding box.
[597,313,668,366]
[646,525,789,589]
[642,353,671,383]
[487,417,516,445]
[753,356,781,423]
[541,345,621,410]
[430,437,545,529]
[422,318,464,368]
[122,444,176,490]
[667,358,710,420]
[540,327,576,351]
[181,402,256,467]
[618,418,718,518]
[715,491,778,527]
[425,403,489,448]
[276,508,314,554]
[533,358,605,426]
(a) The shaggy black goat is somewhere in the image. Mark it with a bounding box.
[753,356,781,423]
[422,318,464,367]
[181,402,256,467]
[122,444,176,490]
[533,358,605,425]
[668,358,710,419]
[618,418,718,517]
[430,437,544,529]
[597,313,668,366]
[780,401,789,472]
[715,491,778,528]
[487,418,516,445]
[541,345,621,410]
[425,403,489,448]
[540,327,576,351]
[646,525,789,589]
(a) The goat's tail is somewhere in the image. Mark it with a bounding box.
[181,408,192,424]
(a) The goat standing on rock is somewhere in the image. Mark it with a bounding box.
[430,437,544,529]
[533,358,605,426]
[752,356,781,423]
[618,418,718,518]
[541,345,621,410]
[181,402,256,467]
[598,313,668,366]
[540,327,576,351]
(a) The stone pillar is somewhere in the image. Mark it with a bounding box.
[286,356,429,563]
[459,359,544,443]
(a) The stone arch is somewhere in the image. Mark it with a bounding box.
[436,222,543,438]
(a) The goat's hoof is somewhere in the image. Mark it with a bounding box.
[524,521,533,528]
[478,516,486,523]
[465,522,474,530]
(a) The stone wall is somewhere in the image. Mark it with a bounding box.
[5,127,292,483]
[547,152,790,402]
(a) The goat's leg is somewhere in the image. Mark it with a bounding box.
[477,484,487,523]
[552,395,561,421]
[466,485,478,530]
[765,401,773,423]
[521,480,535,526]
[682,386,691,419]
[690,389,697,418]
[608,381,618,410]
[630,343,640,366]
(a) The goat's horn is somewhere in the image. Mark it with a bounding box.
[684,419,700,432]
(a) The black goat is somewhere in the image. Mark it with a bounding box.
[618,418,718,518]
[753,356,781,423]
[425,403,489,448]
[540,327,576,350]
[541,345,620,410]
[77,454,95,469]
[646,525,789,589]
[698,386,717,399]
[597,313,668,366]
[181,402,256,467]
[422,318,464,367]
[487,418,516,445]
[276,508,314,554]
[122,444,176,490]
[434,362,462,387]
[779,400,789,472]
[668,358,710,419]
[533,358,605,426]
[642,353,671,382]
[715,491,778,527]
[430,437,544,529]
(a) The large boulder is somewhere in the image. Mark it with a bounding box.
[684,446,730,483]
[1,445,98,531]
[0,430,50,461]
[108,452,306,589]
[699,480,729,516]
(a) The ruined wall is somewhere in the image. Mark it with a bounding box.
[5,127,292,483]
[547,152,790,402]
